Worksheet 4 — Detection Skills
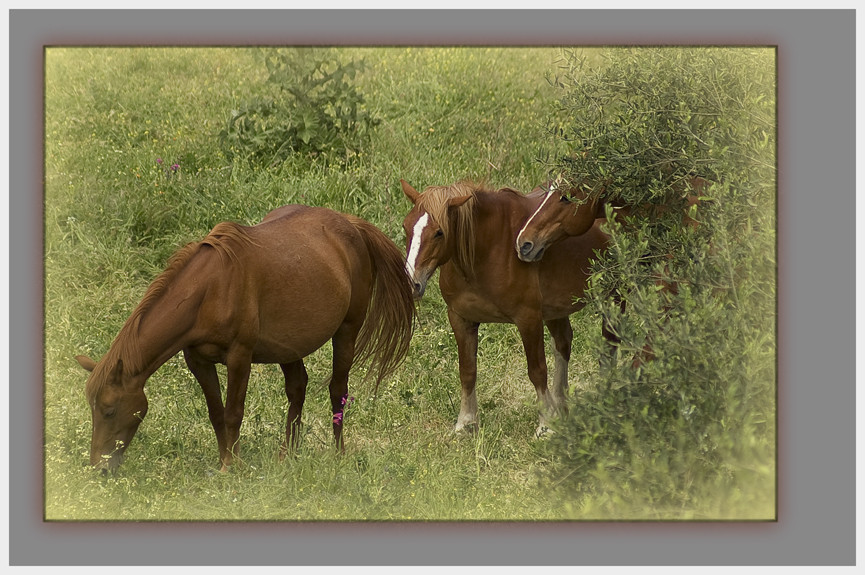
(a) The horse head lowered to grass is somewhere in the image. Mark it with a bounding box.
[76,205,415,472]
[400,179,611,436]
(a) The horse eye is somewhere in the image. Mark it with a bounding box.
[103,407,116,419]
[434,229,444,238]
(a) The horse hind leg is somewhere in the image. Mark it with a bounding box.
[183,349,227,471]
[545,317,573,412]
[447,309,480,434]
[600,295,626,374]
[330,322,361,453]
[516,316,555,437]
[279,360,308,459]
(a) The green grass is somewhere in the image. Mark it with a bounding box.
[43,46,774,522]
[44,46,599,521]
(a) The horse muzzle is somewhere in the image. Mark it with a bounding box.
[517,239,545,263]
[90,452,124,475]
[90,438,129,473]
[409,267,434,299]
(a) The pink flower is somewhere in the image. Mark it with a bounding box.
[332,394,354,425]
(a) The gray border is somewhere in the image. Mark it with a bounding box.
[10,9,855,566]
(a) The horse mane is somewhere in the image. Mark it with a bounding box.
[86,222,257,398]
[417,179,521,275]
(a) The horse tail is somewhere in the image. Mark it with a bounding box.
[346,216,416,394]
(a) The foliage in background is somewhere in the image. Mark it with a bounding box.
[542,47,776,518]
[218,48,380,169]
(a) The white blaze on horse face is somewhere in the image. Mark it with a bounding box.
[517,182,558,248]
[405,212,430,282]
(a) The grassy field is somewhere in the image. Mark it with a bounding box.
[43,46,775,522]
[44,46,607,521]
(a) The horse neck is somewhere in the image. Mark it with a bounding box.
[564,196,606,236]
[109,267,206,384]
[138,303,198,378]
[459,191,524,268]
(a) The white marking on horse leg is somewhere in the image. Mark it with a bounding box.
[516,187,556,249]
[454,385,479,433]
[534,384,561,438]
[405,212,429,282]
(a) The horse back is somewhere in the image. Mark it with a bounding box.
[190,206,372,363]
[247,205,372,311]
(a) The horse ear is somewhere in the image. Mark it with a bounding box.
[447,195,472,209]
[400,180,421,205]
[75,355,97,372]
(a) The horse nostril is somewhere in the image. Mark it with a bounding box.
[412,280,427,299]
[519,241,533,256]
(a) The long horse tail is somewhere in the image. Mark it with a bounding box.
[346,215,417,394]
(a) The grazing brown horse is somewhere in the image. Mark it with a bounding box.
[400,179,609,436]
[76,205,415,472]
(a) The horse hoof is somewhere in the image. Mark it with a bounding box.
[453,421,479,435]
[535,425,554,439]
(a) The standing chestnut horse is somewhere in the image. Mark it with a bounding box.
[515,177,710,367]
[400,179,609,436]
[76,205,415,472]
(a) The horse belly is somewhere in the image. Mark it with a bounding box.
[538,226,605,319]
[538,272,588,319]
[441,287,516,324]
[541,296,583,320]
[254,276,353,363]
[441,268,536,324]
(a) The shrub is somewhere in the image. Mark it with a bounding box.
[218,48,380,168]
[543,47,776,519]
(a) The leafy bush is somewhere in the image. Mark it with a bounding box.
[218,48,380,168]
[543,47,776,518]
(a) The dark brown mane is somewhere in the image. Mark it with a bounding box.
[85,222,257,398]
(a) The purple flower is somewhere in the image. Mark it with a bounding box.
[171,163,179,172]
[333,394,354,425]
[156,158,163,164]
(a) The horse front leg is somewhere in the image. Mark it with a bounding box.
[516,315,556,437]
[222,346,253,471]
[545,317,573,412]
[279,359,308,459]
[447,308,480,434]
[183,348,227,471]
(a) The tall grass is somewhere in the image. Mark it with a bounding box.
[45,46,589,521]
